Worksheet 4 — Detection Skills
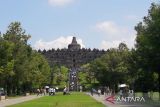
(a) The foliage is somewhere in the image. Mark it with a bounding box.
[0,22,51,95]
[50,65,68,89]
[79,43,131,91]
[134,2,160,92]
[78,63,99,90]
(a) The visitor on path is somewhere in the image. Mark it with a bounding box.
[43,88,46,96]
[91,88,97,96]
[128,89,134,97]
[104,86,110,96]
[107,87,110,95]
[119,89,123,99]
[53,88,55,95]
[110,89,112,96]
[40,88,44,96]
[49,88,53,96]
[98,89,101,96]
[63,87,67,95]
[55,87,59,92]
[37,88,40,96]
[79,86,83,92]
[45,86,49,94]
[91,88,94,96]
[49,87,55,96]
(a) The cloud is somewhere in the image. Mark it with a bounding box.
[48,0,74,7]
[100,36,136,50]
[34,36,85,50]
[95,21,136,49]
[125,15,139,21]
[95,21,128,39]
[96,21,119,35]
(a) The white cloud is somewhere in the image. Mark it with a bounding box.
[95,21,128,39]
[48,0,74,7]
[100,40,121,50]
[125,15,139,21]
[96,21,120,35]
[95,21,136,49]
[34,36,85,50]
[100,36,136,50]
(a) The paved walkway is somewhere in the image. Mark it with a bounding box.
[0,95,42,107]
[86,93,152,107]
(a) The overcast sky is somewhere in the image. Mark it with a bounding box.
[0,0,158,50]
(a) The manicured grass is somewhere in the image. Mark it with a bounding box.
[8,92,105,107]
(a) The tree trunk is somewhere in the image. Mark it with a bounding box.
[158,72,160,101]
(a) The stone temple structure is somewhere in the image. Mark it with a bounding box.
[40,37,106,90]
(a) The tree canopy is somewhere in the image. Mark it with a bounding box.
[0,22,51,95]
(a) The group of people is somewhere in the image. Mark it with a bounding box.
[37,86,70,96]
[37,87,57,96]
[119,88,134,98]
[90,86,115,97]
[90,86,134,99]
[37,88,46,96]
[90,88,102,96]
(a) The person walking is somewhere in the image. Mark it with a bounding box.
[37,88,40,96]
[43,88,46,96]
[63,87,67,95]
[98,89,101,96]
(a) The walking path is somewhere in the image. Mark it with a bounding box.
[87,93,152,107]
[0,95,42,107]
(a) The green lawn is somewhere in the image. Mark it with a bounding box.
[8,92,105,107]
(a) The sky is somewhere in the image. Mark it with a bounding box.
[0,0,158,50]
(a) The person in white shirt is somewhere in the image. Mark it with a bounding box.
[98,89,101,96]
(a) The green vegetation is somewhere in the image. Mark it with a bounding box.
[0,1,160,102]
[0,22,51,95]
[79,43,133,91]
[134,2,160,93]
[8,92,105,107]
[79,2,160,100]
[50,65,69,90]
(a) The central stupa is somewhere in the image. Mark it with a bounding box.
[68,37,81,50]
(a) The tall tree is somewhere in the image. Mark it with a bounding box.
[87,43,131,92]
[135,3,160,95]
[0,22,51,95]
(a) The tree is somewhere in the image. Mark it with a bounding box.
[0,40,15,89]
[0,22,51,95]
[78,63,98,90]
[87,43,131,92]
[135,3,160,95]
[50,65,68,89]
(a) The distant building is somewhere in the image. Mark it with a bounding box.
[40,37,106,90]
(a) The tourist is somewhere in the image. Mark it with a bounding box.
[98,89,101,96]
[53,88,55,95]
[91,88,94,96]
[37,88,40,96]
[45,86,49,94]
[79,86,83,92]
[63,87,67,95]
[43,88,46,96]
[49,87,55,96]
[119,89,123,99]
[49,87,52,96]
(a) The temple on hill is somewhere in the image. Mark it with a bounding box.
[40,37,106,90]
